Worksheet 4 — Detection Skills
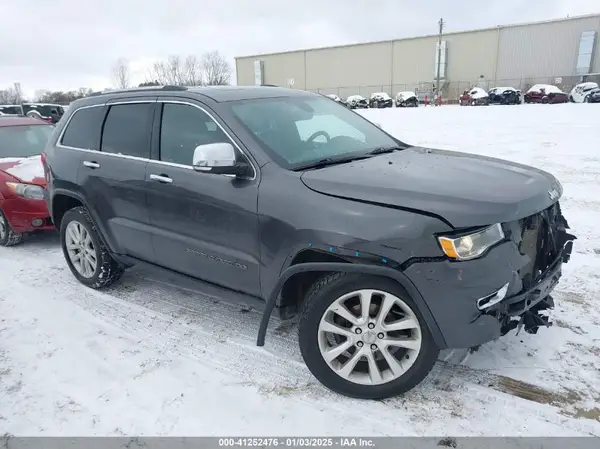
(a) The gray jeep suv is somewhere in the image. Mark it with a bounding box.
[42,85,575,399]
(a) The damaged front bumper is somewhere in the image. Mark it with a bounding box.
[403,202,576,349]
[478,240,573,336]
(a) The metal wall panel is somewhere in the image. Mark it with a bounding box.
[235,14,600,94]
[391,29,498,87]
[304,42,392,97]
[236,51,306,88]
[496,16,600,81]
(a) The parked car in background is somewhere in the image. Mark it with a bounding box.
[346,94,369,109]
[369,92,393,108]
[488,87,521,105]
[0,105,24,116]
[325,94,348,107]
[583,87,600,103]
[523,85,569,104]
[22,103,65,124]
[395,91,419,107]
[459,87,489,106]
[569,82,599,103]
[43,85,575,400]
[0,116,55,246]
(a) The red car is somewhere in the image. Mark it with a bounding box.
[459,87,490,106]
[0,116,55,246]
[523,84,569,104]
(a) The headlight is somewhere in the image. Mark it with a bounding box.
[437,223,505,260]
[5,182,45,200]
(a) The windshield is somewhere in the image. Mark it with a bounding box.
[0,124,54,158]
[228,96,401,169]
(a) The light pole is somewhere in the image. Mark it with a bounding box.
[435,18,444,104]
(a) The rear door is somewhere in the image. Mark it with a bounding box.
[76,98,157,260]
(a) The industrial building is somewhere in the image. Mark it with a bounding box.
[235,14,600,101]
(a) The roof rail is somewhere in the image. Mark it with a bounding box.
[88,85,188,97]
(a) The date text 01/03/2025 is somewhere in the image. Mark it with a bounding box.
[218,438,375,447]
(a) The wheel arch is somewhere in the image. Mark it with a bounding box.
[51,189,119,253]
[257,262,447,349]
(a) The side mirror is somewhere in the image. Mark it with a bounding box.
[192,142,250,176]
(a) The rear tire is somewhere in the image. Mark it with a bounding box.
[60,206,124,289]
[0,209,24,247]
[298,273,439,399]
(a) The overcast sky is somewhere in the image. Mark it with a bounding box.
[1,0,598,98]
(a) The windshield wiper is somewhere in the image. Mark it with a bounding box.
[368,145,407,155]
[293,155,373,171]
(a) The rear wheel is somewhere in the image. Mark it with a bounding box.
[0,209,24,247]
[298,273,439,399]
[542,96,549,104]
[60,206,124,289]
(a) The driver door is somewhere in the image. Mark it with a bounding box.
[145,99,262,296]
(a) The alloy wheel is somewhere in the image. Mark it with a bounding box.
[317,289,422,385]
[65,221,98,278]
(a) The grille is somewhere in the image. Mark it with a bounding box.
[514,202,562,290]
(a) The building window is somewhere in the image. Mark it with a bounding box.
[434,41,447,79]
[575,31,596,75]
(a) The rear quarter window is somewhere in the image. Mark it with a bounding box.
[60,106,106,150]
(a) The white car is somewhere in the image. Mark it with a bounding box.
[395,91,419,107]
[345,95,369,109]
[569,82,599,103]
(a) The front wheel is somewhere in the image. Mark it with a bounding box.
[298,273,439,399]
[60,206,124,289]
[0,209,24,247]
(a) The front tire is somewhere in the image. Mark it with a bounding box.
[298,273,439,399]
[0,209,24,247]
[60,206,124,289]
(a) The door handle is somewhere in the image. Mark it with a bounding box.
[149,174,173,184]
[83,160,100,169]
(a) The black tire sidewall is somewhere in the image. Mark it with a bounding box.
[298,274,439,399]
[0,209,9,246]
[60,208,104,286]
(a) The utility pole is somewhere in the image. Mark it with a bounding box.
[435,18,444,104]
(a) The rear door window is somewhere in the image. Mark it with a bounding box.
[101,103,153,158]
[61,106,106,150]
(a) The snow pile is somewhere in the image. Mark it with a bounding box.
[396,91,417,100]
[528,84,563,94]
[370,92,391,100]
[2,155,44,183]
[469,87,488,99]
[346,95,365,102]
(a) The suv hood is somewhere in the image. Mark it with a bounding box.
[300,147,562,228]
[0,156,46,186]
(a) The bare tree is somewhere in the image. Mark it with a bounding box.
[111,58,131,89]
[148,55,184,85]
[183,55,203,86]
[0,87,20,104]
[200,51,231,85]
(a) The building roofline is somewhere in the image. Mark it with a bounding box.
[235,12,600,60]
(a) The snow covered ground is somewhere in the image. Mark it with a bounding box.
[1,103,599,436]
